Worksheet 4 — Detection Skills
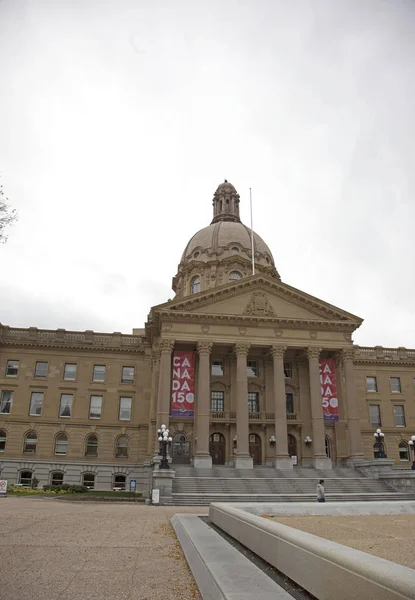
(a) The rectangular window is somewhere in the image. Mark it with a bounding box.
[89,395,103,419]
[64,363,77,381]
[369,404,381,427]
[119,396,132,421]
[247,360,259,377]
[248,392,259,413]
[211,360,224,377]
[29,392,44,416]
[59,394,73,417]
[34,361,48,378]
[6,360,19,377]
[366,376,377,392]
[390,377,401,393]
[393,405,406,427]
[283,362,292,378]
[93,365,106,382]
[286,392,294,414]
[211,391,224,412]
[0,391,13,414]
[121,366,135,383]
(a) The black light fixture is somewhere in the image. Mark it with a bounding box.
[304,435,312,448]
[233,436,237,449]
[157,424,172,469]
[269,436,276,446]
[373,428,386,458]
[408,435,415,469]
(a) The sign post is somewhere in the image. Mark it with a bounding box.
[0,480,8,497]
[129,480,136,502]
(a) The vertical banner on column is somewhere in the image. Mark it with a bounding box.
[319,358,339,422]
[171,351,195,417]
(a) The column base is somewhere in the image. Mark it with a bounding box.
[274,457,294,470]
[234,455,253,469]
[193,454,213,469]
[313,457,332,470]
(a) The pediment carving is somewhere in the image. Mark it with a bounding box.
[243,292,276,317]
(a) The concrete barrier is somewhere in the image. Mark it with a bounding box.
[209,503,415,600]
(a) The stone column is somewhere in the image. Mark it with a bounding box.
[155,339,175,433]
[342,348,364,463]
[234,343,253,469]
[306,347,332,469]
[149,348,161,455]
[271,345,293,470]
[194,341,213,468]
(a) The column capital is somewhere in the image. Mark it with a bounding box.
[341,347,355,362]
[305,347,323,361]
[270,344,287,359]
[197,341,213,356]
[234,342,250,357]
[159,339,175,354]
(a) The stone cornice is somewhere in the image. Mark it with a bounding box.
[0,325,147,354]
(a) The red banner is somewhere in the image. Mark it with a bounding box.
[171,351,195,417]
[319,358,339,422]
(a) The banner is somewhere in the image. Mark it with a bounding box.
[171,351,195,417]
[319,358,339,422]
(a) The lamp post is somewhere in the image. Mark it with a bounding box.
[269,436,276,447]
[158,424,172,469]
[304,436,312,448]
[373,428,386,458]
[408,435,415,470]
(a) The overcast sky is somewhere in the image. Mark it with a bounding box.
[1,0,414,348]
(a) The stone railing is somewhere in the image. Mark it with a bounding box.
[354,345,415,363]
[210,411,298,422]
[0,325,146,352]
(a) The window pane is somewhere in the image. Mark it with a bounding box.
[93,365,106,382]
[34,362,48,378]
[119,397,132,420]
[399,443,409,461]
[247,360,258,377]
[0,391,13,414]
[248,392,259,413]
[394,405,405,427]
[89,395,103,419]
[29,392,44,416]
[6,360,19,377]
[55,434,68,455]
[211,360,224,377]
[19,470,33,486]
[191,276,200,294]
[366,377,377,392]
[122,366,135,383]
[286,393,294,414]
[114,475,126,489]
[229,271,242,281]
[390,377,401,393]
[0,429,6,452]
[369,405,381,426]
[82,473,95,489]
[23,433,37,454]
[51,472,64,486]
[59,394,73,417]
[85,435,98,456]
[211,391,224,412]
[116,437,129,457]
[283,362,292,378]
[64,363,77,380]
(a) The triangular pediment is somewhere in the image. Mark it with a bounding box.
[153,275,363,327]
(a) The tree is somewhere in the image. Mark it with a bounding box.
[0,180,17,243]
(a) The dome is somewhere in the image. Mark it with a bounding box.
[172,181,280,298]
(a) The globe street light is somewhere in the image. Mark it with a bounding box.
[157,424,172,469]
[373,428,386,458]
[408,435,415,470]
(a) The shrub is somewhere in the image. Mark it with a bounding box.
[42,484,88,494]
[31,477,39,489]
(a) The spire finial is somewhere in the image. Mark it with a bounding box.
[211,180,241,224]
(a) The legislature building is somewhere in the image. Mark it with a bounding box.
[0,180,414,493]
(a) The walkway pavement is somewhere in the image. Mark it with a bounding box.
[0,498,206,600]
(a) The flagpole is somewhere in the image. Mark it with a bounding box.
[249,187,255,275]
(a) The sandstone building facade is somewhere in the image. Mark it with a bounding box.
[1,181,414,492]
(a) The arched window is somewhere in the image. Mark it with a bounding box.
[50,472,64,486]
[325,436,331,459]
[399,442,410,461]
[113,474,126,490]
[116,436,129,458]
[23,431,37,454]
[19,470,33,487]
[229,271,242,281]
[85,434,98,457]
[0,429,6,452]
[82,473,95,489]
[54,433,68,455]
[190,275,201,294]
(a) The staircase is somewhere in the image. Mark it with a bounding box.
[169,466,415,506]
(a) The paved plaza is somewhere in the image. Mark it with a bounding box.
[0,498,205,600]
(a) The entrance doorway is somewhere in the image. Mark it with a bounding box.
[209,433,226,465]
[288,434,297,458]
[172,432,191,464]
[249,433,262,465]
